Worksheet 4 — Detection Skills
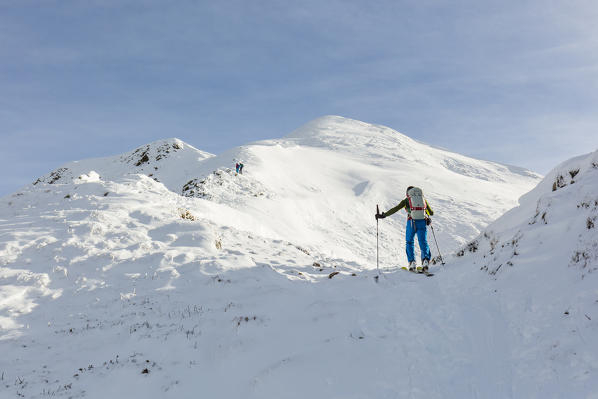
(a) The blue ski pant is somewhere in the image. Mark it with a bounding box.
[406,219,431,262]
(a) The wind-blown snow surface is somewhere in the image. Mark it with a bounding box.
[0,115,571,398]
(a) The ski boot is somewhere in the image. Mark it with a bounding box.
[408,261,417,272]
[422,259,430,273]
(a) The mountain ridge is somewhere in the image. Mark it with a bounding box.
[18,116,541,200]
[7,116,542,265]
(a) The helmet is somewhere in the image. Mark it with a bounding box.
[406,186,414,195]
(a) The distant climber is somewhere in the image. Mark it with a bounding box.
[239,162,244,174]
[235,163,240,174]
[376,186,434,273]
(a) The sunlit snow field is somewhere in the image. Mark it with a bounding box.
[1,117,596,398]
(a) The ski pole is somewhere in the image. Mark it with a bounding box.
[376,204,380,277]
[430,223,445,266]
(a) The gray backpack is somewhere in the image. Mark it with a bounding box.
[406,187,427,220]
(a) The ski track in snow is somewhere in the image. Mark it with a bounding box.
[1,116,596,398]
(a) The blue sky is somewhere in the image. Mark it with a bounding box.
[2,0,598,196]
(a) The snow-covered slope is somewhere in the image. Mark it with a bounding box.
[457,149,598,278]
[448,149,598,397]
[8,116,540,268]
[159,116,539,264]
[6,116,585,398]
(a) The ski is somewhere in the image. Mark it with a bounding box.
[400,266,434,277]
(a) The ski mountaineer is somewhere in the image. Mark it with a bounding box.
[376,186,434,273]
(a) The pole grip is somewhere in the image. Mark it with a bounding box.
[376,204,380,215]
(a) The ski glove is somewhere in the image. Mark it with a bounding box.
[426,217,432,226]
[376,213,386,220]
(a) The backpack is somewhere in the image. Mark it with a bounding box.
[406,187,427,220]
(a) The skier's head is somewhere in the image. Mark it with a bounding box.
[406,186,414,195]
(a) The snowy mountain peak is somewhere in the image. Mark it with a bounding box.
[28,138,214,194]
[285,116,541,184]
[120,137,188,167]
[285,115,415,149]
[120,137,215,168]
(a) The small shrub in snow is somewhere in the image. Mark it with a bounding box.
[431,255,443,265]
[489,237,499,253]
[552,175,566,191]
[552,169,583,191]
[296,246,310,255]
[234,316,257,326]
[182,178,209,199]
[569,249,598,278]
[531,203,549,225]
[213,275,231,283]
[456,240,479,257]
[178,208,196,221]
